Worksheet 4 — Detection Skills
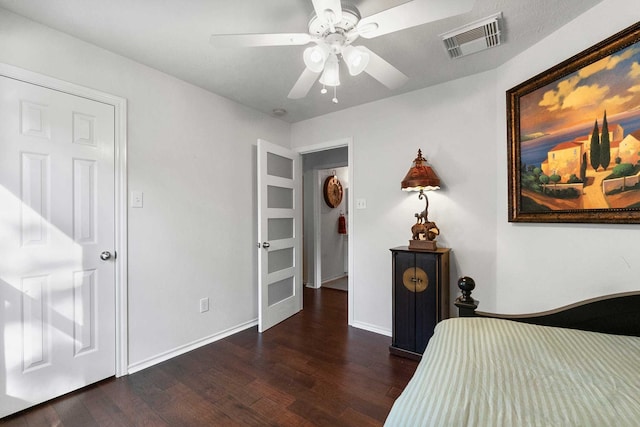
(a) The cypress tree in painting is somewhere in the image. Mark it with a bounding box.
[581,152,587,182]
[590,119,600,171]
[600,111,610,170]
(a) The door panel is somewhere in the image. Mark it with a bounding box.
[268,218,294,240]
[266,151,293,179]
[257,139,302,332]
[0,76,116,417]
[267,185,294,208]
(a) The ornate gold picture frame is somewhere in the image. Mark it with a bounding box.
[507,22,640,223]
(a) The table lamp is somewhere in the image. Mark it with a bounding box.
[401,149,441,250]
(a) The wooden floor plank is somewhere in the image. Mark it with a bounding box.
[1,288,418,426]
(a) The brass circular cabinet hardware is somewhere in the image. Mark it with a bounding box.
[402,267,428,292]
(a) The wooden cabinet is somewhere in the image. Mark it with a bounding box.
[390,247,450,359]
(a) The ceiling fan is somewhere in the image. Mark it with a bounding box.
[209,0,474,103]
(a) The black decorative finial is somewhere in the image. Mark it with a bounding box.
[457,276,476,303]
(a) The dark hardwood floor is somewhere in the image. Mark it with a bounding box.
[2,287,418,426]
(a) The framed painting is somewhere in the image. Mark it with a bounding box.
[507,21,640,223]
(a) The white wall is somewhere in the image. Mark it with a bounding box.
[292,0,640,335]
[292,71,498,333]
[0,9,290,368]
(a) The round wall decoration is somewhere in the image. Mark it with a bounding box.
[323,175,343,208]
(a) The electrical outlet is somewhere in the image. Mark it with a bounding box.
[199,297,209,313]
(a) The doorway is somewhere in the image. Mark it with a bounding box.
[299,139,352,322]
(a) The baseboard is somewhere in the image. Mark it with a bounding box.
[351,320,392,337]
[321,274,348,285]
[127,318,258,374]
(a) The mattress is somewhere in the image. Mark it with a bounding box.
[385,317,640,426]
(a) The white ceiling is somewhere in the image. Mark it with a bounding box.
[0,0,604,123]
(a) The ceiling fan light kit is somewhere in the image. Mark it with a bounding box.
[210,0,479,102]
[343,45,370,76]
[319,54,341,86]
[303,44,329,72]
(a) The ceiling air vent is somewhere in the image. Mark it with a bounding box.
[440,12,502,59]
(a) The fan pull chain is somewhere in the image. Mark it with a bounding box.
[320,84,337,103]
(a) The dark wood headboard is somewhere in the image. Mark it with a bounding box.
[454,277,640,337]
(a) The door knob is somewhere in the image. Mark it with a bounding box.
[100,251,112,261]
[262,242,270,249]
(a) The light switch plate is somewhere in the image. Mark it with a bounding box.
[131,191,143,208]
[356,198,367,209]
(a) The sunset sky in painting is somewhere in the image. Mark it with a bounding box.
[519,40,640,139]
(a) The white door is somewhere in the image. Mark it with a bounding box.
[0,75,116,417]
[257,139,302,332]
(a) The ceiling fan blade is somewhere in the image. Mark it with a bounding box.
[357,0,474,39]
[312,0,343,28]
[360,47,408,90]
[210,33,312,48]
[288,68,321,99]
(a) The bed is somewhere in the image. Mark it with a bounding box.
[385,277,640,426]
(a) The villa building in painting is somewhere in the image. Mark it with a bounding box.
[541,141,583,182]
[541,123,630,181]
[617,129,640,165]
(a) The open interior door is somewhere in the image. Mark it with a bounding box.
[257,139,302,332]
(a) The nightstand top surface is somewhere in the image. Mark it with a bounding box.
[390,246,450,254]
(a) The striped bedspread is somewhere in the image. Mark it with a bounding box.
[385,317,640,426]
